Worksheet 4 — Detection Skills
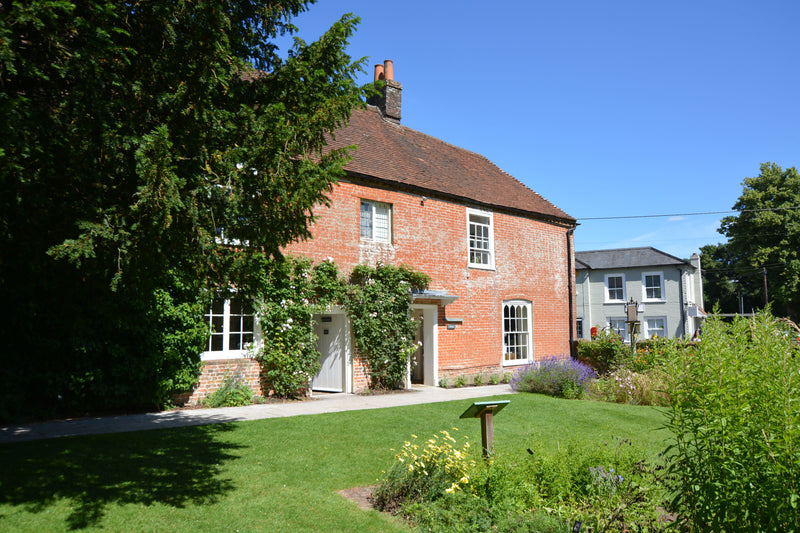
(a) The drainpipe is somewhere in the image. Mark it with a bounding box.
[567,228,576,358]
[678,268,686,339]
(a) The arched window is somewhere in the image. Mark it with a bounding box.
[503,300,532,364]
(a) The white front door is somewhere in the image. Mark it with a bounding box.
[411,309,425,384]
[312,314,346,392]
[409,304,438,386]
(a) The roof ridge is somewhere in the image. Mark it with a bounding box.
[329,106,576,224]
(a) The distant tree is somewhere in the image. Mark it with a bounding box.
[0,1,367,420]
[700,242,760,315]
[704,163,800,320]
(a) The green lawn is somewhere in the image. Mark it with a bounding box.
[0,394,669,532]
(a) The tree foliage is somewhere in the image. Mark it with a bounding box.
[702,163,800,320]
[0,1,367,421]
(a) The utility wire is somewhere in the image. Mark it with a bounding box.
[578,206,800,221]
[703,263,787,275]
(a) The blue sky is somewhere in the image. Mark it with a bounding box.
[280,0,799,259]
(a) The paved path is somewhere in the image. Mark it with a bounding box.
[0,384,515,443]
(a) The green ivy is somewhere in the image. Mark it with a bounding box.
[346,263,430,389]
[245,258,429,396]
[249,257,344,397]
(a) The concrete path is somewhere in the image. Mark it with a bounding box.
[0,384,515,443]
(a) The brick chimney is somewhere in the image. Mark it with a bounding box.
[367,59,402,123]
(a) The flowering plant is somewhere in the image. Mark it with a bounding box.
[252,257,344,396]
[372,429,476,513]
[510,357,596,399]
[347,263,429,389]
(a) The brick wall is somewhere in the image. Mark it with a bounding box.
[189,179,574,399]
[288,179,574,380]
[176,358,264,406]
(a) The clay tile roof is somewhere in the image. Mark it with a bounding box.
[327,106,575,224]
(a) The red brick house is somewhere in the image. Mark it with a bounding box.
[189,60,577,401]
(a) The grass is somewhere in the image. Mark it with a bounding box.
[0,394,668,532]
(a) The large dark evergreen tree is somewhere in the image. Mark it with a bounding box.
[0,1,367,420]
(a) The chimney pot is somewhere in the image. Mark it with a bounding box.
[367,59,401,123]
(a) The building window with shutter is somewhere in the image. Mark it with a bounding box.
[360,200,392,243]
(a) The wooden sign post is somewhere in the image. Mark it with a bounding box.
[460,400,510,458]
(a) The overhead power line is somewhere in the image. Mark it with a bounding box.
[578,206,800,221]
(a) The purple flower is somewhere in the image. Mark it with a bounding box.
[510,356,596,398]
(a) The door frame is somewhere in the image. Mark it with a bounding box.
[408,303,438,387]
[312,307,352,393]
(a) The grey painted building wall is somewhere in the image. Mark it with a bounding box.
[575,248,705,341]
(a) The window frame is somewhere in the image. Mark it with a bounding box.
[360,199,392,244]
[604,273,626,303]
[643,316,667,339]
[502,300,533,366]
[642,271,665,302]
[607,317,629,342]
[576,318,584,339]
[467,208,495,269]
[201,297,259,361]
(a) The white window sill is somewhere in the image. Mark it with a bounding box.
[201,351,250,362]
[468,263,495,271]
[502,358,531,367]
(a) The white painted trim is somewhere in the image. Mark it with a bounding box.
[642,271,666,302]
[360,199,392,244]
[312,306,352,393]
[604,273,626,303]
[643,316,667,339]
[607,317,629,342]
[410,303,439,386]
[466,207,495,270]
[200,298,262,362]
[501,299,533,366]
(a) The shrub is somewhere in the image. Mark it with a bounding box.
[488,374,500,385]
[438,375,449,388]
[390,436,668,532]
[576,329,628,374]
[664,311,800,531]
[472,373,485,386]
[454,375,467,388]
[624,336,684,373]
[590,368,670,406]
[202,370,254,408]
[511,357,596,399]
[372,430,476,514]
